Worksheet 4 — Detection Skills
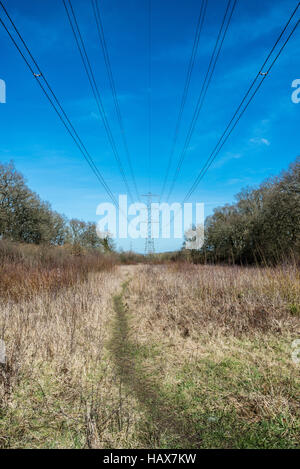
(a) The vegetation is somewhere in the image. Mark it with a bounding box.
[0,161,113,252]
[123,264,300,448]
[0,240,116,302]
[2,158,299,267]
[190,157,300,265]
[0,264,299,448]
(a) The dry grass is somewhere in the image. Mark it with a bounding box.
[130,263,300,337]
[0,240,116,301]
[0,267,139,448]
[0,261,299,448]
[123,264,300,448]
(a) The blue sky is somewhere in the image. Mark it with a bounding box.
[0,0,299,252]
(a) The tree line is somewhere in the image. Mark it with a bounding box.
[1,158,299,264]
[187,157,300,265]
[0,161,114,252]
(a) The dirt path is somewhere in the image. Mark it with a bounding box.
[108,268,201,448]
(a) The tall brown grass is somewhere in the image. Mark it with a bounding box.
[0,240,116,301]
[0,268,129,448]
[123,264,299,447]
[129,263,300,337]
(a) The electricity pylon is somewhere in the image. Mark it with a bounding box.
[142,192,158,255]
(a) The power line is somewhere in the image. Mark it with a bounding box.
[166,0,237,202]
[160,0,207,201]
[91,0,140,201]
[148,0,152,193]
[63,0,134,203]
[160,2,299,235]
[183,3,299,202]
[0,1,119,209]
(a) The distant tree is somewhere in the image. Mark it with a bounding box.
[100,233,115,253]
[0,162,68,245]
[201,157,300,265]
[69,219,87,245]
[0,161,29,238]
[0,162,116,251]
[81,221,103,249]
[68,219,113,251]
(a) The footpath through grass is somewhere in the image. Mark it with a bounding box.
[109,281,202,448]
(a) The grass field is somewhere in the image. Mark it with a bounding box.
[0,262,299,448]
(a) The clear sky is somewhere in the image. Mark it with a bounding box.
[0,0,299,252]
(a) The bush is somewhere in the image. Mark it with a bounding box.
[0,240,116,301]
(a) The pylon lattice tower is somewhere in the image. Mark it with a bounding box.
[142,192,158,255]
